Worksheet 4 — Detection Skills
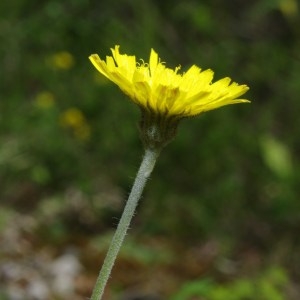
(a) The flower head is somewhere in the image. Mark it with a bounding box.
[60,108,91,141]
[50,51,74,70]
[34,91,55,109]
[89,46,250,149]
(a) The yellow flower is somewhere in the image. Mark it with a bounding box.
[89,46,250,149]
[34,91,55,109]
[279,0,298,19]
[60,108,91,141]
[51,51,74,70]
[60,108,85,127]
[89,45,249,118]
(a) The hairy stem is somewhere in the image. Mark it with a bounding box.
[90,148,160,300]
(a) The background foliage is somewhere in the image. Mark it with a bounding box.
[0,0,300,299]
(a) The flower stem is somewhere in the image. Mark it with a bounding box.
[90,148,160,300]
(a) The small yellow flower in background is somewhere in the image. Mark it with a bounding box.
[50,51,74,70]
[89,46,250,149]
[279,0,298,19]
[60,107,91,141]
[35,91,55,109]
[60,107,85,127]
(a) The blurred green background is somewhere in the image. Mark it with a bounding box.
[1,0,300,299]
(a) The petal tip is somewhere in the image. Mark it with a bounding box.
[89,54,99,60]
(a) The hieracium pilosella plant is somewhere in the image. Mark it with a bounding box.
[89,45,250,300]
